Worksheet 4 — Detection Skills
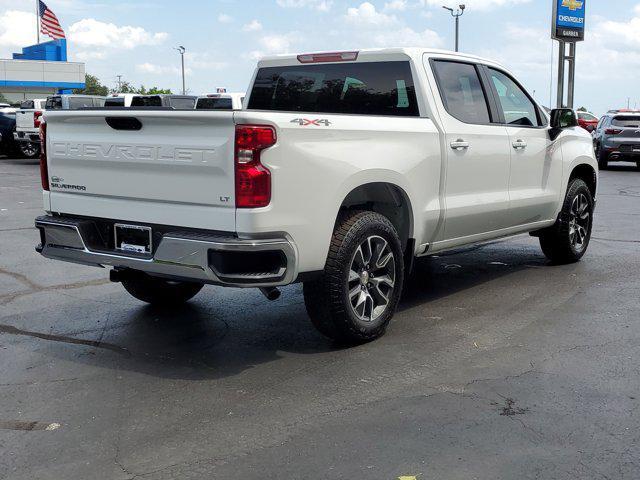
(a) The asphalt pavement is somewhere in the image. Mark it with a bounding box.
[1,156,639,480]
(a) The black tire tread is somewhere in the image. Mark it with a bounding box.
[539,178,593,264]
[303,210,404,344]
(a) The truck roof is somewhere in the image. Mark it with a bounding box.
[257,47,507,70]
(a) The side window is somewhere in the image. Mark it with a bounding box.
[432,60,490,124]
[488,69,540,127]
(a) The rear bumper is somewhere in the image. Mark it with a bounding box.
[35,215,298,288]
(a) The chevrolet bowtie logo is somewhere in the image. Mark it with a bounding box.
[562,0,583,11]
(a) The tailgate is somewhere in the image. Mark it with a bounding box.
[45,110,237,231]
[16,111,34,130]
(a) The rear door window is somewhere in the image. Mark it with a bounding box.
[248,61,419,117]
[432,60,490,124]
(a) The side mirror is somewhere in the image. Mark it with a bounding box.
[550,108,578,129]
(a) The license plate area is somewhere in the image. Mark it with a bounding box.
[114,224,152,254]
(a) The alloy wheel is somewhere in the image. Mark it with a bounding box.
[348,235,396,322]
[569,193,591,252]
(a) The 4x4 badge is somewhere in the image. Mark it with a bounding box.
[290,118,331,127]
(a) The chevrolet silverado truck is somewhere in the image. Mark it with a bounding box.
[35,48,598,344]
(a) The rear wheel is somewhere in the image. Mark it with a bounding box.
[19,142,40,159]
[303,210,404,344]
[122,272,204,306]
[539,178,594,264]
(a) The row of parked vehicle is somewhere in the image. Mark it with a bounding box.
[2,92,245,158]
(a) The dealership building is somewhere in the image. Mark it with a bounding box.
[0,39,85,104]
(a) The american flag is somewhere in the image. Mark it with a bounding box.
[39,1,65,40]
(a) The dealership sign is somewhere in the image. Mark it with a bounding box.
[552,0,586,42]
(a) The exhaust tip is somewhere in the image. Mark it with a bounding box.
[259,287,281,301]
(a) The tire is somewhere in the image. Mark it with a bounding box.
[303,210,405,344]
[539,178,594,264]
[636,161,640,171]
[19,142,40,159]
[121,272,204,306]
[597,147,608,170]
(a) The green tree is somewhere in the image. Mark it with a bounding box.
[577,106,588,112]
[73,74,109,96]
[111,82,172,95]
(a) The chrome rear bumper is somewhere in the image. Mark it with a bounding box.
[35,216,297,288]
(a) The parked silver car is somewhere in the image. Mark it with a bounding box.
[593,110,640,170]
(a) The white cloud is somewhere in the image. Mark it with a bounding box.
[242,20,263,32]
[217,13,233,23]
[0,10,37,48]
[276,0,332,11]
[69,18,168,49]
[345,2,396,26]
[244,32,300,61]
[136,62,192,76]
[344,2,443,48]
[384,0,407,11]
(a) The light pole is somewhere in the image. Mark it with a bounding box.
[175,46,186,95]
[443,4,465,52]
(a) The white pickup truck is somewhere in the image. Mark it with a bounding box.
[35,48,597,343]
[14,98,46,158]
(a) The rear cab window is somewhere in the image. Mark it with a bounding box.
[196,97,233,110]
[248,61,419,117]
[45,97,62,110]
[68,97,94,109]
[105,97,125,107]
[169,97,196,109]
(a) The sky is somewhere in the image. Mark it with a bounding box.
[0,0,638,115]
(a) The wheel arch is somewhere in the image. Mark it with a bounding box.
[568,162,598,199]
[337,182,414,251]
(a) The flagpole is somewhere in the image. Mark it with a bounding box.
[36,0,40,43]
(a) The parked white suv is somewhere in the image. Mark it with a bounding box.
[35,48,597,343]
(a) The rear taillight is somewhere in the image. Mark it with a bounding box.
[605,128,622,135]
[39,122,49,191]
[34,111,43,128]
[235,125,276,208]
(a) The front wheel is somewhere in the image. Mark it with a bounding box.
[19,142,40,159]
[539,178,594,264]
[303,210,404,344]
[122,272,204,306]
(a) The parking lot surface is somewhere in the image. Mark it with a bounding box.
[1,156,639,480]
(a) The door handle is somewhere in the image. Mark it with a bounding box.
[450,139,469,151]
[512,139,527,150]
